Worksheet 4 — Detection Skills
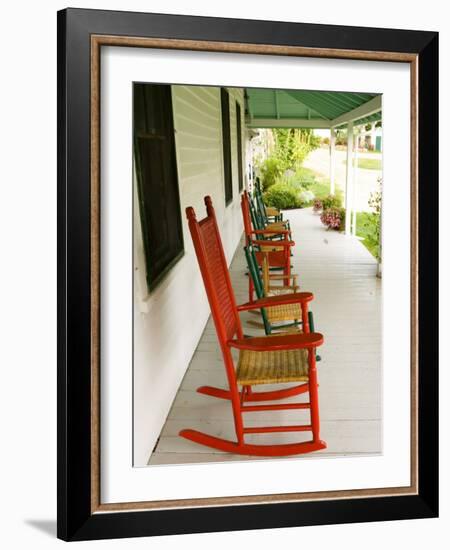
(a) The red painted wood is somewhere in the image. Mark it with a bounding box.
[250,238,294,247]
[240,190,254,236]
[187,198,245,443]
[254,250,289,266]
[197,383,309,401]
[243,425,312,434]
[179,429,327,457]
[237,291,314,311]
[228,332,323,351]
[308,349,321,443]
[241,402,310,412]
[252,228,291,236]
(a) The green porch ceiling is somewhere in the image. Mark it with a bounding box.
[335,111,382,129]
[245,88,382,128]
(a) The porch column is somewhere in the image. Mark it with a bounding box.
[329,127,336,195]
[344,121,354,235]
[351,138,358,236]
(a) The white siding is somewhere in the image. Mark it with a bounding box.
[133,86,246,466]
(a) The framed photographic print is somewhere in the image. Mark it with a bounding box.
[57,8,438,541]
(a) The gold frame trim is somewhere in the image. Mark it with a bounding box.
[90,35,419,514]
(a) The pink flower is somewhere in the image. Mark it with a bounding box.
[313,199,323,212]
[320,207,345,230]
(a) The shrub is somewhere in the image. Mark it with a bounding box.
[321,194,342,210]
[258,130,321,191]
[320,207,346,231]
[259,157,284,190]
[368,188,381,214]
[362,186,381,260]
[264,182,303,210]
[313,198,323,212]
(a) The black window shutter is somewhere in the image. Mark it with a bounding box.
[236,101,244,192]
[134,83,184,292]
[220,88,233,205]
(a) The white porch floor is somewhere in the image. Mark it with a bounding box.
[149,207,382,465]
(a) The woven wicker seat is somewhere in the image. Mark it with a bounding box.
[237,348,309,385]
[266,302,302,323]
[266,221,287,231]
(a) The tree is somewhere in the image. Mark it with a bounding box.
[272,128,320,171]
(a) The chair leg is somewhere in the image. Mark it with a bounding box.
[308,349,321,443]
[180,374,326,456]
[248,275,254,303]
[225,363,245,445]
[284,248,291,285]
[301,302,310,333]
[180,349,326,457]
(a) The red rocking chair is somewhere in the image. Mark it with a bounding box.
[181,196,326,456]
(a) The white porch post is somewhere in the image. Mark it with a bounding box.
[351,137,358,235]
[344,121,354,235]
[329,127,336,195]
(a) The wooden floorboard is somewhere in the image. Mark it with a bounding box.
[148,207,382,466]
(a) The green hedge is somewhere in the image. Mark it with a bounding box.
[264,182,305,210]
[321,194,342,210]
[258,157,284,190]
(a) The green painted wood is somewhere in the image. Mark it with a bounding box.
[335,111,382,129]
[375,136,382,151]
[246,88,381,127]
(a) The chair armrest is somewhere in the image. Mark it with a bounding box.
[237,292,313,312]
[268,285,299,292]
[268,273,298,280]
[252,229,290,236]
[251,238,295,248]
[228,332,323,351]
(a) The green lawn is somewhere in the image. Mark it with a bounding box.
[284,166,342,201]
[308,180,330,199]
[295,166,345,202]
[308,179,344,203]
[343,157,382,170]
[355,212,380,258]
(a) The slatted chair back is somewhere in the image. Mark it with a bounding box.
[255,188,268,222]
[242,190,265,243]
[244,245,271,334]
[254,177,263,196]
[186,197,243,346]
[240,191,253,239]
[244,244,265,300]
[262,254,271,296]
[249,193,264,231]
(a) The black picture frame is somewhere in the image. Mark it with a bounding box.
[57,7,438,541]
